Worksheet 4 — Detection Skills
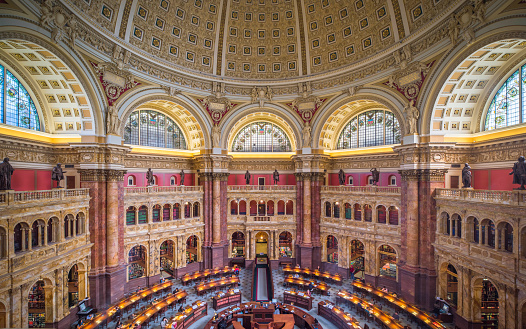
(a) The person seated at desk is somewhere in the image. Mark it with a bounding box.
[313,318,319,329]
[393,312,400,321]
[295,264,300,268]
[114,319,121,329]
[392,292,398,298]
[160,276,165,283]
[87,313,94,320]
[161,317,168,328]
[178,305,184,313]
[308,282,314,291]
[381,286,388,293]
[294,273,300,279]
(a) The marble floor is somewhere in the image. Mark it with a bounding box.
[106,267,449,329]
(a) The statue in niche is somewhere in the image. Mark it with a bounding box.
[510,156,526,190]
[52,163,66,188]
[0,158,14,191]
[273,169,279,185]
[338,169,345,186]
[245,170,251,185]
[212,125,221,148]
[462,163,472,188]
[146,168,155,186]
[404,100,420,134]
[180,169,185,186]
[370,168,380,186]
[302,122,312,148]
[106,105,120,135]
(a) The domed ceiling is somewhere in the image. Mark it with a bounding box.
[69,0,456,81]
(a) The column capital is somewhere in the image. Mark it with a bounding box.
[212,173,230,181]
[398,169,448,182]
[78,169,127,182]
[294,172,324,181]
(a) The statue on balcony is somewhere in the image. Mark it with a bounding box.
[510,156,526,190]
[0,157,14,191]
[273,169,279,185]
[370,168,380,186]
[462,163,472,188]
[245,170,251,185]
[338,169,345,186]
[146,168,155,186]
[180,169,185,186]
[52,163,66,188]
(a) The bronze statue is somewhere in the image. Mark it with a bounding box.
[462,163,472,188]
[0,158,14,190]
[273,169,279,185]
[245,170,251,185]
[338,169,345,186]
[52,163,66,188]
[146,168,155,186]
[180,169,185,186]
[510,156,526,190]
[370,168,380,186]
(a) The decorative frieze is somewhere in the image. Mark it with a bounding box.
[399,169,448,182]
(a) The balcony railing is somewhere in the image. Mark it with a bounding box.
[435,188,526,206]
[228,185,296,192]
[124,186,203,194]
[321,186,401,195]
[0,188,90,206]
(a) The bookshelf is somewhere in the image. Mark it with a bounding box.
[481,280,498,329]
[379,245,397,279]
[28,281,45,328]
[128,262,145,280]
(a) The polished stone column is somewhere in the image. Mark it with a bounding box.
[212,176,222,245]
[302,173,312,246]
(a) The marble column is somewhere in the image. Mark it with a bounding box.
[212,176,221,245]
[302,174,312,246]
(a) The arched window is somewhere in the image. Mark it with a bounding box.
[389,175,397,186]
[170,176,176,186]
[127,175,136,186]
[484,63,526,130]
[231,122,292,152]
[124,110,187,149]
[0,64,41,131]
[348,176,354,185]
[337,110,400,149]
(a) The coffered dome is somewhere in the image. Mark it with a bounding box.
[71,0,457,81]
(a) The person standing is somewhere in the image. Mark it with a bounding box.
[349,264,355,281]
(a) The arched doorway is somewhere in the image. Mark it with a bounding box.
[186,235,199,264]
[350,240,365,278]
[473,279,499,329]
[28,280,46,328]
[67,264,79,308]
[378,245,397,280]
[326,235,338,263]
[232,232,246,258]
[160,240,175,275]
[255,232,268,256]
[278,231,293,258]
[128,245,147,280]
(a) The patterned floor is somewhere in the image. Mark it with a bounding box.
[103,268,451,329]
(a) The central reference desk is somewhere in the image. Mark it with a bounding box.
[212,289,242,310]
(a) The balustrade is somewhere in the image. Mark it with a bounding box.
[0,188,89,206]
[321,185,400,194]
[124,186,203,194]
[436,188,526,206]
[227,185,296,192]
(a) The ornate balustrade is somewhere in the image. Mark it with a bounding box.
[321,185,400,194]
[124,186,203,194]
[227,185,296,192]
[0,188,90,206]
[228,215,295,224]
[435,188,526,206]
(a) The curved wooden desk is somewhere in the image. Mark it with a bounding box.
[123,291,189,329]
[283,266,342,285]
[181,267,235,285]
[335,290,402,329]
[317,301,362,329]
[195,277,240,295]
[351,281,446,329]
[164,300,208,329]
[203,302,323,329]
[79,281,173,329]
[284,276,329,295]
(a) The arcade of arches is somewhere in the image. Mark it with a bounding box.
[0,0,526,329]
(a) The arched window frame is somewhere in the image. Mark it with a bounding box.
[127,175,136,186]
[0,63,42,131]
[336,109,400,149]
[124,109,187,149]
[484,63,526,131]
[170,176,176,186]
[231,121,292,152]
[348,176,354,185]
[389,175,397,186]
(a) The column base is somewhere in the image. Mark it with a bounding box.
[202,245,228,269]
[398,266,437,310]
[364,274,399,293]
[296,245,319,269]
[88,265,126,309]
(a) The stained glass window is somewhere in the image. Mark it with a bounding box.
[484,63,526,130]
[0,64,41,131]
[337,110,400,149]
[124,109,187,149]
[231,121,292,152]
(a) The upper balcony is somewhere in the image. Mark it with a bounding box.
[125,186,203,195]
[435,188,526,206]
[0,188,90,208]
[124,186,204,206]
[321,185,401,195]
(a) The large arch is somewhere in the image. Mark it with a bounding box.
[0,29,105,135]
[420,26,526,137]
[313,90,406,150]
[221,103,302,150]
[117,91,211,150]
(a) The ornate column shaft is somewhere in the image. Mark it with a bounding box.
[302,173,312,246]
